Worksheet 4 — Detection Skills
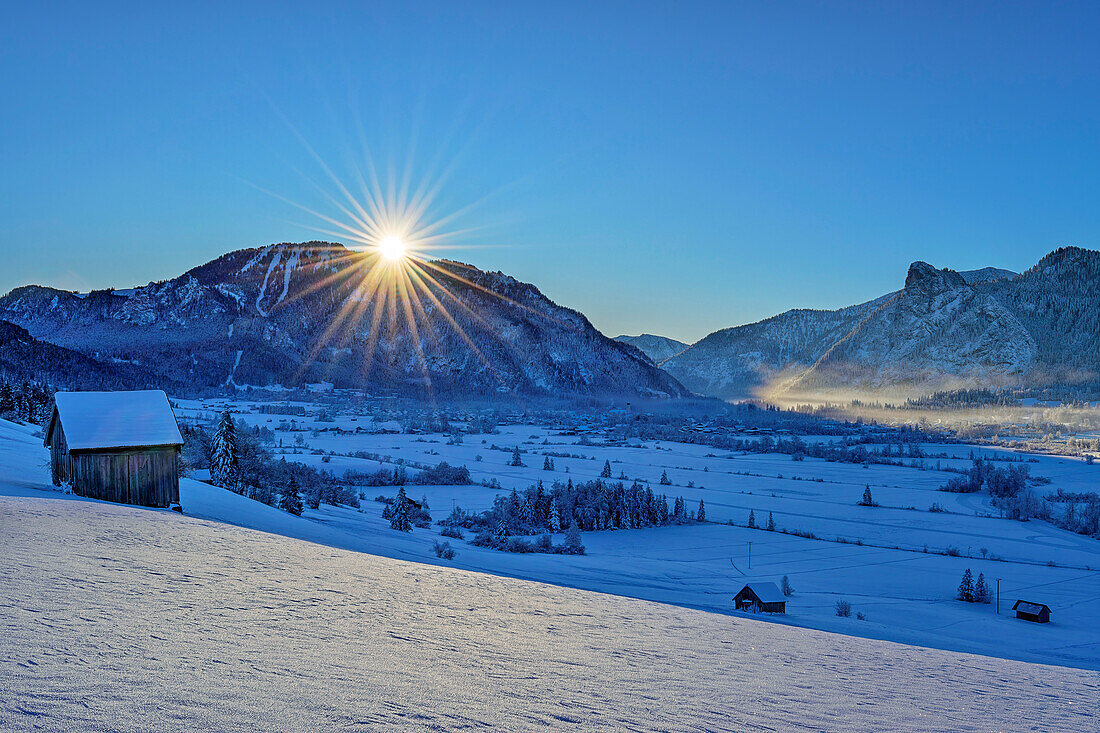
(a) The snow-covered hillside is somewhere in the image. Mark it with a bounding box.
[5,491,1100,732]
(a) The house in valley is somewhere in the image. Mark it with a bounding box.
[734,582,787,613]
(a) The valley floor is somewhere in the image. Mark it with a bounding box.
[171,400,1100,670]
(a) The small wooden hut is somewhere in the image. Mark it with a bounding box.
[734,582,787,613]
[44,390,184,508]
[1011,600,1051,624]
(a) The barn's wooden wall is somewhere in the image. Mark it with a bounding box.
[48,421,68,486]
[46,412,182,508]
[68,448,180,507]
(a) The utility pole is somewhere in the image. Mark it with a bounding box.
[748,541,752,570]
[996,578,1002,615]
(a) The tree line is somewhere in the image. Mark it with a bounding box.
[184,411,359,515]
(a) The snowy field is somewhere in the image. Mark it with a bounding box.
[3,396,1100,693]
[3,492,1100,732]
[172,399,1100,670]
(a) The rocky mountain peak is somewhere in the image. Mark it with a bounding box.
[904,261,967,296]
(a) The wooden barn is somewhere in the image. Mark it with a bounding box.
[734,582,787,613]
[1012,600,1051,624]
[44,390,184,508]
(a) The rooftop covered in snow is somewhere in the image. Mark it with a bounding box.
[740,582,787,605]
[46,390,183,451]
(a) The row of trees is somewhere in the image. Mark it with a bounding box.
[939,458,1030,496]
[346,461,471,487]
[0,380,53,424]
[442,478,706,539]
[189,411,359,515]
[957,568,992,604]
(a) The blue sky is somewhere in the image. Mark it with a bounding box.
[2,2,1098,342]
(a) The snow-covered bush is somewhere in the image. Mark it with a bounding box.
[431,541,456,560]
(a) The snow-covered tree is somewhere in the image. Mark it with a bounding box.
[767,511,775,531]
[600,460,612,479]
[550,502,561,533]
[493,515,509,545]
[781,575,794,596]
[211,410,240,491]
[697,499,706,522]
[859,486,876,507]
[390,486,412,532]
[509,447,524,467]
[279,475,303,516]
[974,572,991,604]
[660,470,672,485]
[564,519,583,552]
[957,568,974,602]
[543,456,554,471]
[747,509,756,528]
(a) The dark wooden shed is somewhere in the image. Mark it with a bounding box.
[44,390,184,508]
[734,582,787,613]
[1011,600,1051,624]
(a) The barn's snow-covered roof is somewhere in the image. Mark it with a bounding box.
[1012,601,1050,615]
[742,582,787,604]
[49,390,183,451]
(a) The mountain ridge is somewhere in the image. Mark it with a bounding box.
[0,242,688,398]
[661,249,1096,400]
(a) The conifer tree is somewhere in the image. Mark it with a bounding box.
[974,572,990,604]
[493,515,509,545]
[600,460,612,478]
[957,568,974,602]
[543,456,553,471]
[508,488,521,520]
[767,511,775,531]
[0,382,14,413]
[390,486,412,532]
[697,499,706,522]
[211,411,240,491]
[860,486,875,507]
[564,519,583,552]
[550,503,562,533]
[509,447,524,467]
[660,470,672,485]
[279,475,303,516]
[748,509,756,528]
[781,575,794,597]
[673,496,685,521]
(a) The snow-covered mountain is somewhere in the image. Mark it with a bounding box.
[662,247,1098,400]
[0,242,688,398]
[613,333,689,363]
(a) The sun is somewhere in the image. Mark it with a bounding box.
[377,235,408,262]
